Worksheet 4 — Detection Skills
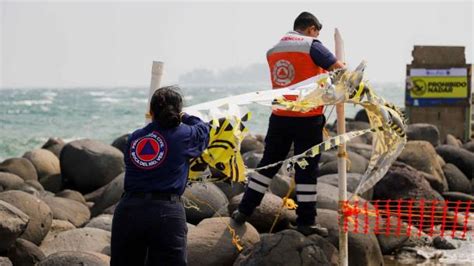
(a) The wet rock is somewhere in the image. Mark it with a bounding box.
[242,152,263,169]
[445,134,462,148]
[397,141,448,192]
[0,257,12,266]
[241,135,264,154]
[269,174,295,199]
[443,164,471,194]
[6,238,45,266]
[0,158,38,181]
[318,173,373,200]
[41,137,66,159]
[441,191,474,203]
[39,174,63,193]
[111,134,129,154]
[40,227,111,256]
[41,196,90,227]
[60,139,124,193]
[187,217,260,266]
[347,142,372,160]
[433,236,456,250]
[90,173,124,216]
[317,208,384,266]
[0,190,52,245]
[373,162,444,201]
[85,214,113,232]
[23,149,60,180]
[43,219,76,243]
[228,193,296,233]
[37,251,109,266]
[406,123,440,147]
[215,181,246,201]
[354,109,369,123]
[56,189,87,205]
[463,140,474,153]
[234,229,337,266]
[0,200,29,252]
[318,151,368,176]
[183,182,229,225]
[436,145,474,179]
[0,172,24,191]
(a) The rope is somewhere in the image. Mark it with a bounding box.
[269,178,298,234]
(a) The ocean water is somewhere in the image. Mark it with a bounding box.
[0,83,404,161]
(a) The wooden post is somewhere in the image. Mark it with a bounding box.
[335,28,348,266]
[146,61,164,124]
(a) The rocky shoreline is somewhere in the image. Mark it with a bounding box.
[1,112,473,265]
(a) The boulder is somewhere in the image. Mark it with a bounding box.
[441,191,474,203]
[397,141,448,192]
[318,173,373,200]
[83,184,108,203]
[241,135,264,154]
[39,174,63,193]
[22,149,60,180]
[40,227,111,256]
[317,208,384,266]
[406,123,440,147]
[41,196,90,227]
[319,151,337,164]
[56,189,87,205]
[43,219,76,243]
[463,140,474,153]
[436,145,474,179]
[41,137,66,158]
[187,217,260,266]
[373,162,444,201]
[111,134,129,154]
[24,180,44,192]
[228,193,296,233]
[183,182,229,225]
[269,173,295,199]
[37,251,109,266]
[0,158,38,181]
[234,229,337,266]
[443,164,471,194]
[242,152,263,169]
[0,191,52,245]
[354,109,369,123]
[433,236,457,250]
[90,173,124,216]
[60,139,124,193]
[318,151,368,176]
[85,214,113,232]
[445,134,462,148]
[0,172,24,191]
[7,238,45,266]
[14,182,42,197]
[0,257,12,266]
[215,181,246,201]
[0,200,29,252]
[347,142,372,160]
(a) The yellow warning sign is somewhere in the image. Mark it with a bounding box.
[409,76,468,98]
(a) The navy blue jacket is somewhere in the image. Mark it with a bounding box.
[124,114,210,195]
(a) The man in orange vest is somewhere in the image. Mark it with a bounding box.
[232,11,345,236]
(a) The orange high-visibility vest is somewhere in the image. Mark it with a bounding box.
[267,31,327,117]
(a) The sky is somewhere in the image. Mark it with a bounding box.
[1,0,473,88]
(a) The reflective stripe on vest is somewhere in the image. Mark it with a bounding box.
[267,31,326,117]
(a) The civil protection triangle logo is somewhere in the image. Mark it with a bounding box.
[130,131,167,169]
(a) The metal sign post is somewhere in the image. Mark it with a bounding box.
[146,61,164,124]
[335,28,348,266]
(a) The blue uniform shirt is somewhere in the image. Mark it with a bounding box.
[310,39,337,70]
[124,114,210,195]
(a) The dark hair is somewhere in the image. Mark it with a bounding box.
[150,86,183,128]
[293,12,322,31]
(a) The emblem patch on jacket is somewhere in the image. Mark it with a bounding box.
[130,131,167,169]
[272,59,295,86]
